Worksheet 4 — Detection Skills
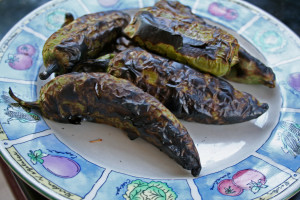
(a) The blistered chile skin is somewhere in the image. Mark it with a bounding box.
[154,0,275,88]
[107,47,269,124]
[153,0,205,23]
[9,73,201,177]
[124,0,239,77]
[41,11,130,79]
[224,48,276,88]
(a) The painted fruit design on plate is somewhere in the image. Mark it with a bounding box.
[208,2,238,21]
[217,169,268,196]
[5,44,37,70]
[218,179,243,196]
[6,54,32,70]
[17,44,36,56]
[232,169,268,193]
[28,149,80,178]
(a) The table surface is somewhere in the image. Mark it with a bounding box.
[0,0,299,200]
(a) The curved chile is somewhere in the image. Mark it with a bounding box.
[9,72,201,176]
[107,47,269,124]
[224,48,276,88]
[40,11,131,79]
[124,2,239,77]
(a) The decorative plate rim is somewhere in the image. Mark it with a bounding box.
[0,0,299,199]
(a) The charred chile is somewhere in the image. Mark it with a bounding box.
[153,0,275,88]
[9,73,201,176]
[105,47,268,124]
[124,0,239,77]
[224,48,276,88]
[153,0,205,23]
[40,11,130,80]
[71,37,134,73]
[149,1,275,88]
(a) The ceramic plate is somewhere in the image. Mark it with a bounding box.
[0,0,299,199]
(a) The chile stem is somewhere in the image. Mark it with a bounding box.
[39,63,59,80]
[61,13,74,27]
[8,87,40,110]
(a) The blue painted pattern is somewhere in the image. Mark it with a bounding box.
[273,60,300,109]
[26,1,86,38]
[257,112,300,172]
[194,156,291,199]
[83,0,142,13]
[242,17,300,65]
[0,82,49,140]
[94,171,192,200]
[12,134,105,198]
[0,31,44,81]
[193,0,256,31]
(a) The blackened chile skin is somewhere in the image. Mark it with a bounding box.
[107,47,269,124]
[9,72,201,177]
[41,11,131,79]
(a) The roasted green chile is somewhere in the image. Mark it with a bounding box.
[91,47,269,124]
[40,11,130,80]
[151,0,276,88]
[224,48,276,88]
[124,0,239,77]
[9,72,201,177]
[70,36,134,72]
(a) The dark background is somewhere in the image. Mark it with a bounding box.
[0,0,299,199]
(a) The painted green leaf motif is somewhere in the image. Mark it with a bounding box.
[148,182,172,195]
[132,180,149,188]
[36,157,44,164]
[28,151,37,165]
[251,186,260,194]
[124,179,177,200]
[225,186,236,194]
[143,186,166,200]
[27,149,47,165]
[249,179,268,194]
[260,184,268,188]
[130,186,148,200]
[148,181,177,199]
